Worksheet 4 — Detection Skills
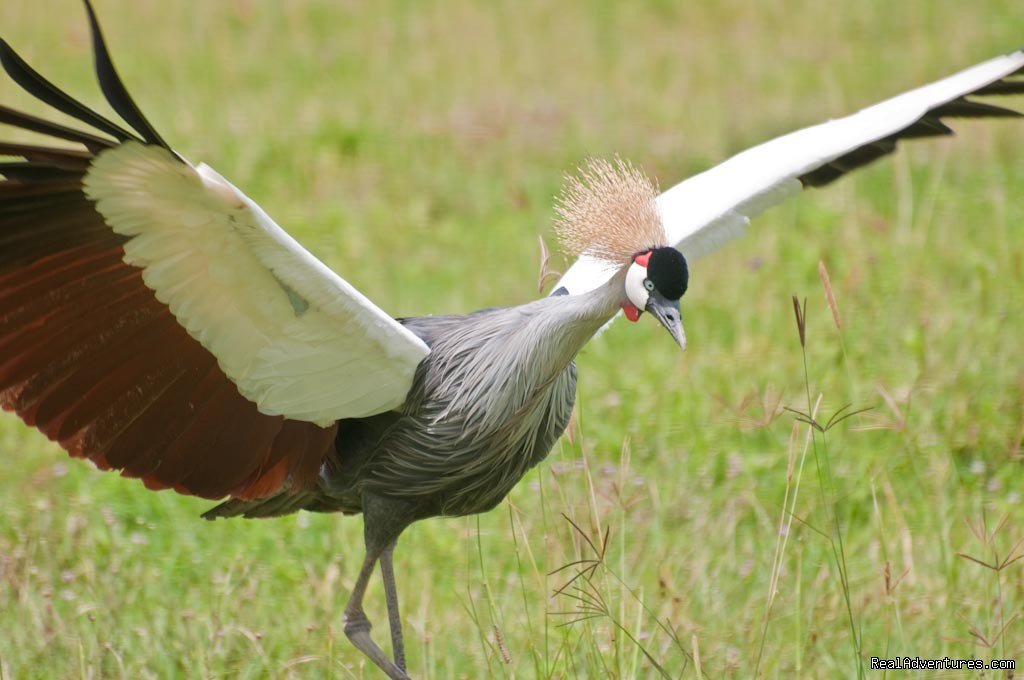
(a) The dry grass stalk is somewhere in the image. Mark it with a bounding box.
[535,235,562,293]
[818,260,842,330]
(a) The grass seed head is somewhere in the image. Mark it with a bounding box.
[791,295,807,348]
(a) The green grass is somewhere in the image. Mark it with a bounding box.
[2,0,1024,677]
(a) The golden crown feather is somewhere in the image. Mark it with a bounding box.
[553,157,668,265]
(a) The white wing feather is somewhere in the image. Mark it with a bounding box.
[84,142,430,426]
[555,49,1024,296]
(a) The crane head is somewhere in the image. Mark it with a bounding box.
[622,246,688,349]
[551,156,686,348]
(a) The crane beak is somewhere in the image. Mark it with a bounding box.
[645,291,686,350]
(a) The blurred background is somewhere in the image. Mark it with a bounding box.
[1,0,1022,677]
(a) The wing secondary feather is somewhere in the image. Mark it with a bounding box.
[85,143,429,426]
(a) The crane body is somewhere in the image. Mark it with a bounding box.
[205,280,627,676]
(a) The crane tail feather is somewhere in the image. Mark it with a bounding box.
[202,491,321,520]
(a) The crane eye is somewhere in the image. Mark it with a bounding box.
[643,279,655,291]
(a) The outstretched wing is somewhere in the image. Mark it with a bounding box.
[0,1,427,500]
[555,49,1024,296]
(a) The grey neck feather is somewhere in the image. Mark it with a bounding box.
[411,265,627,432]
[526,266,626,373]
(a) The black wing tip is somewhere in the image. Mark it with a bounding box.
[0,1,176,157]
[0,31,136,143]
[0,37,19,65]
[800,63,1023,189]
[0,39,16,75]
[975,79,1024,96]
[81,0,104,43]
[0,104,116,152]
[82,0,174,153]
[932,98,1024,119]
[0,161,84,182]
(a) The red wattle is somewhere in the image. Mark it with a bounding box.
[622,303,641,322]
[635,251,651,267]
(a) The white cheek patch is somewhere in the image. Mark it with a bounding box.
[624,262,650,310]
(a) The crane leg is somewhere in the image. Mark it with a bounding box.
[379,540,406,671]
[343,493,414,680]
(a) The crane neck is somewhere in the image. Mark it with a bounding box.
[560,265,627,327]
[526,265,627,373]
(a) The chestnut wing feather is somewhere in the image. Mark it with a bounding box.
[0,1,431,501]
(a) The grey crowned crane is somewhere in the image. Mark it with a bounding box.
[1,2,1022,678]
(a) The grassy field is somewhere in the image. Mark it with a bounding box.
[2,0,1024,677]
